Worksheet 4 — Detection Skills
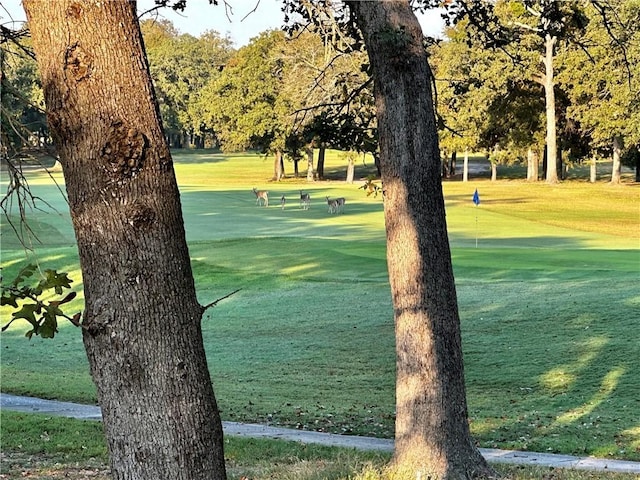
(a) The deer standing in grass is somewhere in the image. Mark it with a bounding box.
[326,196,339,214]
[299,190,311,210]
[280,195,286,210]
[252,188,269,207]
[335,197,346,214]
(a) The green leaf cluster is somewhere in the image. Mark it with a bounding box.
[1,264,80,339]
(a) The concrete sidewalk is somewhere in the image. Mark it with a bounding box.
[2,393,639,474]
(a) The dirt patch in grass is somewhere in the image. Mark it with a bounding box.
[0,452,110,480]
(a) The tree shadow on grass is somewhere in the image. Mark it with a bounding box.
[459,271,639,460]
[172,149,263,165]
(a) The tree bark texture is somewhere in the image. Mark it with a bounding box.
[347,2,494,478]
[23,2,226,479]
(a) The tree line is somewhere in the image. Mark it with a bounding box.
[3,1,637,183]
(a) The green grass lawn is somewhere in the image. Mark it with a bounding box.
[1,150,639,468]
[3,411,638,480]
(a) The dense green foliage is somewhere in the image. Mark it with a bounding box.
[140,19,235,148]
[432,0,640,181]
[0,34,47,155]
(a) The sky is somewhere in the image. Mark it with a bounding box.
[0,0,445,47]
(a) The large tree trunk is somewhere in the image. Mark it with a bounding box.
[346,2,494,478]
[611,135,623,184]
[305,146,315,181]
[23,2,227,479]
[543,33,559,184]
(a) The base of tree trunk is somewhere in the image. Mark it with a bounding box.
[387,452,498,480]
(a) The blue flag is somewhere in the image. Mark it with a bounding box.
[472,189,480,206]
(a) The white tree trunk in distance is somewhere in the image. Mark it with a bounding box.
[544,33,559,183]
[306,146,315,181]
[611,136,623,184]
[346,156,355,183]
[527,147,539,182]
[462,149,469,182]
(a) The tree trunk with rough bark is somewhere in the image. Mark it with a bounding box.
[23,2,227,479]
[346,2,494,478]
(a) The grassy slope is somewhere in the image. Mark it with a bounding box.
[1,150,638,463]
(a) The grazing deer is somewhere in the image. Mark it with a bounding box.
[299,190,311,210]
[252,188,269,207]
[280,195,286,210]
[335,197,346,214]
[326,196,339,214]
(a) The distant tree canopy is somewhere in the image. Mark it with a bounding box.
[432,0,640,181]
[139,19,234,149]
[2,1,638,180]
[0,31,48,156]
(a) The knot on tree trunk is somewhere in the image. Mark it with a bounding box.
[64,42,92,81]
[126,203,156,231]
[101,121,148,182]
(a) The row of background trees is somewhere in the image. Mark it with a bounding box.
[2,1,639,183]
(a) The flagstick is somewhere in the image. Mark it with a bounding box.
[475,209,479,248]
[472,189,480,248]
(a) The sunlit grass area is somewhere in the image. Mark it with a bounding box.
[1,150,639,467]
